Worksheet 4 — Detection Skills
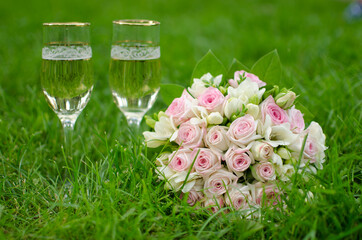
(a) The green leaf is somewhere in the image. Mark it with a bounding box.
[295,102,315,122]
[160,84,185,105]
[251,49,281,86]
[191,50,226,85]
[225,58,250,80]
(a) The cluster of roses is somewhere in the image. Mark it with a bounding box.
[143,70,327,213]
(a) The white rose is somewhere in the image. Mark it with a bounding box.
[258,115,298,147]
[250,141,274,161]
[245,103,260,119]
[271,153,283,166]
[223,97,244,119]
[143,116,177,148]
[277,147,292,159]
[204,126,230,152]
[159,165,201,193]
[155,152,171,166]
[207,112,223,125]
[276,164,295,181]
[227,78,265,101]
[305,122,327,168]
[188,74,211,97]
[188,73,223,97]
[288,122,327,169]
[189,105,208,126]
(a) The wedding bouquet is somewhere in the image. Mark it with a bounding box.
[143,50,327,214]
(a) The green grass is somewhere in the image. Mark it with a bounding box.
[0,0,361,239]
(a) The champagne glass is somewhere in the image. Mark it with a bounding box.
[41,22,94,156]
[109,19,161,130]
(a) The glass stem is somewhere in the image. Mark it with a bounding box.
[127,117,142,135]
[61,118,75,158]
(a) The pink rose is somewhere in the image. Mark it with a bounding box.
[234,70,266,88]
[227,114,261,147]
[165,90,194,126]
[228,79,238,88]
[203,196,224,213]
[204,126,230,152]
[224,146,254,176]
[197,87,225,113]
[225,185,252,210]
[204,168,238,196]
[260,95,289,125]
[303,122,327,166]
[288,122,327,169]
[250,141,274,161]
[193,148,222,176]
[186,190,204,206]
[175,121,205,149]
[255,183,282,207]
[288,106,305,134]
[180,183,204,206]
[303,138,319,163]
[168,149,194,172]
[252,162,276,182]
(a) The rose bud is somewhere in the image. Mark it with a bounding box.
[275,90,297,109]
[250,141,274,161]
[277,147,292,160]
[245,103,259,119]
[206,112,224,125]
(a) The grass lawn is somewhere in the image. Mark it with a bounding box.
[0,0,361,239]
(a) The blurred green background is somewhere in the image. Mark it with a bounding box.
[1,0,360,88]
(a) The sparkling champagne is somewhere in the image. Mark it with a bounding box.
[109,44,161,120]
[41,45,93,119]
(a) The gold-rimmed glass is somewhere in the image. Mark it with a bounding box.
[109,19,161,129]
[41,22,93,156]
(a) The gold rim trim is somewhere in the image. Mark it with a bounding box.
[113,19,160,26]
[44,41,89,46]
[43,22,90,26]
